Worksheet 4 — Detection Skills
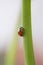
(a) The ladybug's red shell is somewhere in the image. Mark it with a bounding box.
[18,30,23,36]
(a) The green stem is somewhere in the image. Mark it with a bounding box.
[22,0,35,65]
[5,20,20,65]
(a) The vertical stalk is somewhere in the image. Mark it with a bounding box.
[5,20,20,65]
[22,0,35,65]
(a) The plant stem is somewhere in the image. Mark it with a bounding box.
[5,20,20,65]
[22,0,35,65]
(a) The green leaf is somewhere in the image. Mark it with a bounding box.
[22,0,35,65]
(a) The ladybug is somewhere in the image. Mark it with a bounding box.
[18,27,24,37]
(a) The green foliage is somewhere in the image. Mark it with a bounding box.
[22,0,35,65]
